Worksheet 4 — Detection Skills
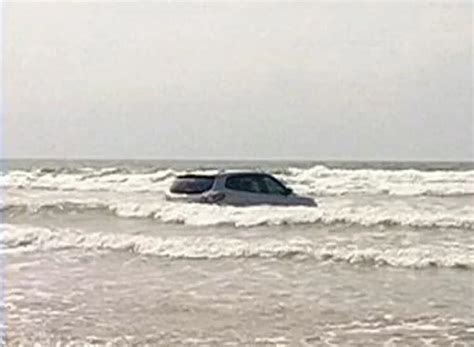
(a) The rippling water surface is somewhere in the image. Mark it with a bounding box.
[2,160,474,346]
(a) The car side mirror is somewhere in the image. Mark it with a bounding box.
[283,188,293,196]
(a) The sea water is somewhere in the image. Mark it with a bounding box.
[2,160,474,346]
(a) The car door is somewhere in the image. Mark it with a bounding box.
[223,174,269,206]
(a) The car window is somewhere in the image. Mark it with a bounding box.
[225,175,263,193]
[170,176,215,194]
[261,176,288,195]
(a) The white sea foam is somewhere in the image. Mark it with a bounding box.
[3,165,472,230]
[2,166,474,197]
[283,166,474,197]
[3,196,474,229]
[3,224,472,268]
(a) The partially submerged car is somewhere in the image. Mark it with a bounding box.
[166,171,317,207]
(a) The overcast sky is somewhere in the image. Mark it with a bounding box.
[4,1,473,161]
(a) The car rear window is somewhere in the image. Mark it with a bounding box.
[170,175,215,194]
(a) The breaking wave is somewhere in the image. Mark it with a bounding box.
[2,165,474,197]
[2,199,474,229]
[3,224,473,269]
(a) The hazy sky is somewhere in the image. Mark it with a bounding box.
[4,1,473,160]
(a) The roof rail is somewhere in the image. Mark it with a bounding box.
[215,168,268,175]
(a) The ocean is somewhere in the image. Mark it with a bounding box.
[2,159,474,346]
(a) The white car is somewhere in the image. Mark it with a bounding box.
[166,171,317,207]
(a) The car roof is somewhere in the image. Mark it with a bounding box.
[176,174,216,179]
[217,170,270,177]
[175,170,272,179]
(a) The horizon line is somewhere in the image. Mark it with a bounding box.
[2,157,473,164]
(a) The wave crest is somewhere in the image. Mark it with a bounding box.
[3,200,474,230]
[2,166,474,197]
[3,224,472,269]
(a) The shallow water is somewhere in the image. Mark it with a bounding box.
[2,160,474,346]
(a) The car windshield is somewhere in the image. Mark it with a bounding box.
[170,175,215,194]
